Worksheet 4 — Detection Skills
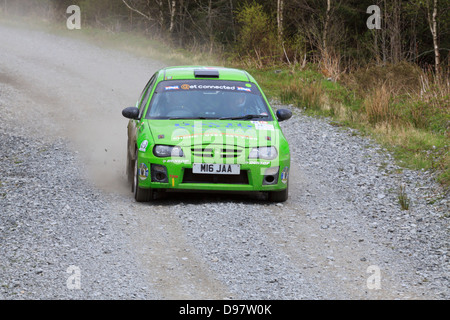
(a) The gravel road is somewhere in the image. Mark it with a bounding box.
[0,22,448,300]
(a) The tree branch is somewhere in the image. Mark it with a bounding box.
[122,0,152,21]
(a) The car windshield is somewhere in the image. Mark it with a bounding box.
[145,80,273,120]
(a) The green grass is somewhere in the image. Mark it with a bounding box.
[397,184,411,210]
[248,66,449,188]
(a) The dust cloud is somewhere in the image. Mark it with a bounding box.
[0,18,164,195]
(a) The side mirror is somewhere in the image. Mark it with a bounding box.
[276,109,292,122]
[122,107,140,120]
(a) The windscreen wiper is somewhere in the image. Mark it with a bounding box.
[167,117,218,120]
[219,114,268,120]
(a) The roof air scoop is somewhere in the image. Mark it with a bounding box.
[194,69,219,78]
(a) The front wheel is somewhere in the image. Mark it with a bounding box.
[268,184,289,203]
[133,152,153,202]
[126,140,133,186]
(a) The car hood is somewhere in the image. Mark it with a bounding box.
[146,119,281,147]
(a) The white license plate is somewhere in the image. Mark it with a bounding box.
[192,163,240,175]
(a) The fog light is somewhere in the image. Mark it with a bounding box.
[263,167,279,185]
[151,164,168,183]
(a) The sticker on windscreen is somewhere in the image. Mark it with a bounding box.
[251,121,274,131]
[158,82,259,93]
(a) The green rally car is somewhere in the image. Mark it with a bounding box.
[122,66,292,202]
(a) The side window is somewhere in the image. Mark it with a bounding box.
[138,74,157,118]
[136,79,151,108]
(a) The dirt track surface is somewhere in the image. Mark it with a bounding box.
[0,22,448,300]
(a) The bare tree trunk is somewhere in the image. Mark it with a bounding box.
[429,0,440,79]
[381,0,387,64]
[323,0,331,56]
[230,0,236,43]
[277,0,289,63]
[207,0,213,54]
[374,29,380,63]
[168,0,176,35]
[277,0,284,45]
[389,0,402,63]
[157,0,164,35]
[178,0,186,46]
[408,11,418,63]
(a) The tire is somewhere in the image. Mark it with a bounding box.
[268,184,289,203]
[133,152,153,202]
[126,140,133,187]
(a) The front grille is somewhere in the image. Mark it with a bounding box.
[182,169,249,184]
[191,145,244,159]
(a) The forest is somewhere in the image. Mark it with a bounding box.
[2,0,449,72]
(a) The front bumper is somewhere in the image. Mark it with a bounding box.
[136,153,290,192]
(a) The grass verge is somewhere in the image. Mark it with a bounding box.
[248,65,449,188]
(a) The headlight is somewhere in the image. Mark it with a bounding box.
[248,146,278,160]
[153,145,184,158]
